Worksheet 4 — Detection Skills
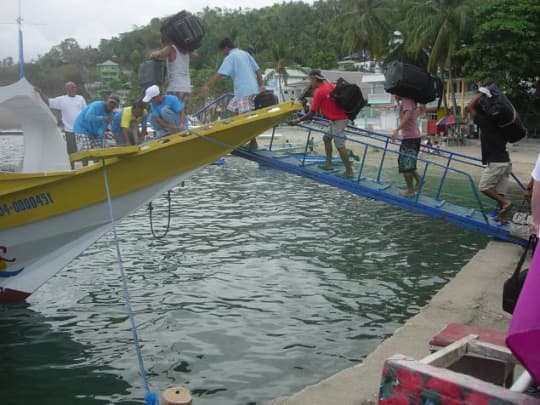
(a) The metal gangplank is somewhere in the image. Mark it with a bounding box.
[233,118,527,246]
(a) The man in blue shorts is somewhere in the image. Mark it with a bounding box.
[392,95,422,197]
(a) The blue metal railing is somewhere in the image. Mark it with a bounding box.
[190,93,234,125]
[259,118,529,224]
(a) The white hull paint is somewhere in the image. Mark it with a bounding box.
[0,167,200,298]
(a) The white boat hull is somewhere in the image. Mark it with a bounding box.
[0,168,199,301]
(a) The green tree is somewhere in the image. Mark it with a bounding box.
[340,0,393,59]
[405,0,475,115]
[308,51,337,70]
[460,0,540,115]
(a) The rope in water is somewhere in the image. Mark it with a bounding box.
[148,189,173,239]
[94,125,258,401]
[101,161,158,405]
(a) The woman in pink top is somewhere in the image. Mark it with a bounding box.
[392,95,422,197]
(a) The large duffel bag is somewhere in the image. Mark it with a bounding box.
[160,11,205,52]
[330,77,367,120]
[384,61,443,104]
[500,117,527,143]
[138,60,165,89]
[476,83,527,143]
[478,83,521,125]
[254,91,278,110]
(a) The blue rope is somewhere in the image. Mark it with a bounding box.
[101,162,159,405]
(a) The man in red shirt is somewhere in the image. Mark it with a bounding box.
[289,70,353,178]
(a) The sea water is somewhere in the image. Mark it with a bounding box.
[0,135,488,404]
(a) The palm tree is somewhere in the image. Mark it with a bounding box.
[340,0,394,61]
[268,41,292,102]
[404,0,475,116]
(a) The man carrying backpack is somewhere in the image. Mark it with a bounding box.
[288,69,354,179]
[467,87,513,223]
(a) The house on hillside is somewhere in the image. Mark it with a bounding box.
[96,60,120,82]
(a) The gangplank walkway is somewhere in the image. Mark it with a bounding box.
[233,119,527,246]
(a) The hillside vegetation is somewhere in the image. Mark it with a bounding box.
[0,0,538,116]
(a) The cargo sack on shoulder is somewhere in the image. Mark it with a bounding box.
[478,83,527,143]
[330,78,367,121]
[254,91,278,110]
[161,11,205,52]
[384,61,443,104]
[502,236,535,314]
[138,60,166,89]
[478,84,515,127]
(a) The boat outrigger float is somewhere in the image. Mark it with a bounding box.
[0,78,301,302]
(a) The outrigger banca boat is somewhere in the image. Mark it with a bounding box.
[0,78,301,302]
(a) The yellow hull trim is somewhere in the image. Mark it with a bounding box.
[0,102,301,229]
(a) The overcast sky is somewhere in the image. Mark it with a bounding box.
[0,0,314,62]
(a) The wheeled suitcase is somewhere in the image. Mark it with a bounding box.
[254,91,278,109]
[384,61,443,104]
[138,60,166,89]
[160,11,205,52]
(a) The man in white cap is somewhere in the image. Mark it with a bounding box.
[143,85,185,137]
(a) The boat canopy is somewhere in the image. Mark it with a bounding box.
[0,78,71,172]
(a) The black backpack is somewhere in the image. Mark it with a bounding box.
[330,78,367,121]
[478,83,527,143]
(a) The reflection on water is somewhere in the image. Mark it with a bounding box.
[0,304,131,404]
[1,140,488,404]
[0,135,23,171]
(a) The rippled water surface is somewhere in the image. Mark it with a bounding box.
[0,135,488,404]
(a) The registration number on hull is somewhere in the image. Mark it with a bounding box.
[0,192,54,216]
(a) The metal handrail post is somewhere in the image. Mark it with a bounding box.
[358,143,369,179]
[301,128,313,167]
[415,162,429,203]
[436,154,454,200]
[376,138,390,183]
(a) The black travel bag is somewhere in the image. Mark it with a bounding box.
[502,236,536,314]
[161,11,205,52]
[501,118,527,143]
[384,61,443,104]
[478,83,527,143]
[330,77,367,120]
[138,60,166,89]
[254,91,278,110]
[478,83,515,127]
